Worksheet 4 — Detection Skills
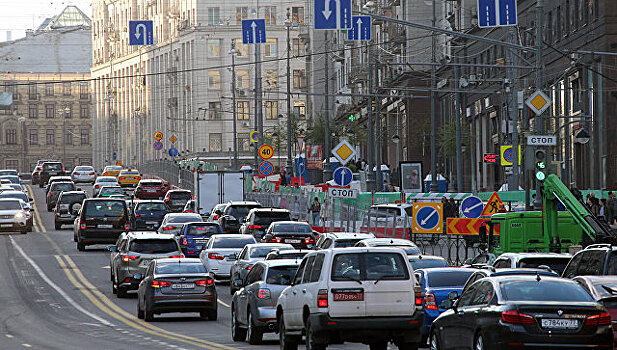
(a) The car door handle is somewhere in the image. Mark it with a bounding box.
[456,311,465,316]
[302,289,306,294]
[292,291,297,295]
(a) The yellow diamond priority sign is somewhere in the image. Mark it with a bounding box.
[169,133,178,144]
[332,139,357,165]
[525,90,552,116]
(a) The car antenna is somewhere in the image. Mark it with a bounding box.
[536,272,541,282]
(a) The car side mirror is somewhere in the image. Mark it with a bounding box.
[448,291,459,300]
[107,245,118,252]
[133,273,143,280]
[28,197,33,201]
[439,299,453,310]
[464,258,473,265]
[77,188,82,191]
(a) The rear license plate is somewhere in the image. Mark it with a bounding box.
[139,261,151,268]
[98,224,113,229]
[171,283,195,289]
[541,319,579,329]
[172,200,184,205]
[0,224,12,228]
[146,189,156,192]
[285,239,301,244]
[145,221,158,225]
[332,288,364,301]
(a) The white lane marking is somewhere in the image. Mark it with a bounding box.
[101,265,110,269]
[9,236,113,327]
[21,344,32,348]
[217,300,230,308]
[6,334,13,338]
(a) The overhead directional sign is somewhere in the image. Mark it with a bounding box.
[154,131,163,141]
[412,203,443,234]
[447,218,500,235]
[168,147,179,157]
[242,19,266,44]
[329,187,358,199]
[258,144,274,160]
[527,135,557,146]
[333,166,353,187]
[481,191,505,216]
[477,0,517,28]
[347,16,371,41]
[314,0,352,30]
[500,145,521,166]
[129,20,154,45]
[153,141,163,150]
[526,90,552,116]
[332,139,356,165]
[460,196,484,219]
[259,161,274,176]
[169,133,178,144]
[250,131,260,143]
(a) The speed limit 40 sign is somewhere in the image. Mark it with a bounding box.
[258,144,274,160]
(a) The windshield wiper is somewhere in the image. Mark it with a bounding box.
[374,275,402,285]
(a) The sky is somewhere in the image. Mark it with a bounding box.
[0,0,92,42]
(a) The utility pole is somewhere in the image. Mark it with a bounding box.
[230,40,239,170]
[375,60,382,191]
[323,31,332,181]
[430,0,437,192]
[285,11,293,177]
[533,0,544,209]
[454,58,463,192]
[366,43,375,192]
[254,37,263,170]
[507,26,520,191]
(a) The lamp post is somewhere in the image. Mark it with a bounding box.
[57,106,70,165]
[273,131,280,170]
[229,42,239,170]
[285,11,293,178]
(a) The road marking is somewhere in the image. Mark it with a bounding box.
[26,185,45,233]
[101,265,110,269]
[217,300,230,308]
[8,237,113,327]
[6,334,13,338]
[21,344,31,348]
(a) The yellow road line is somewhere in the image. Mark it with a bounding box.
[26,185,44,233]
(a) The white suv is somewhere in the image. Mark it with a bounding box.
[276,247,423,350]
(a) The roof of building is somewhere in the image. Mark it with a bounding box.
[35,6,91,33]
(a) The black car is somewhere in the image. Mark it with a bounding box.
[54,191,87,229]
[239,208,291,238]
[218,201,262,233]
[39,161,66,187]
[562,244,617,279]
[76,198,130,251]
[131,200,168,230]
[163,190,193,212]
[261,221,316,249]
[46,181,76,211]
[430,275,613,349]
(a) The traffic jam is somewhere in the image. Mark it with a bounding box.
[0,160,613,349]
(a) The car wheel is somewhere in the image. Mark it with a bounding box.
[429,329,440,350]
[116,285,127,298]
[55,221,61,230]
[144,302,154,322]
[397,341,419,350]
[77,240,85,251]
[369,343,388,350]
[474,333,485,350]
[112,278,117,294]
[73,231,78,242]
[305,318,326,350]
[231,307,247,342]
[279,313,299,350]
[247,310,263,345]
[47,204,52,212]
[137,298,144,319]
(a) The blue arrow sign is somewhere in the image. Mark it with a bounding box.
[314,0,352,30]
[477,0,517,28]
[129,20,154,45]
[347,16,371,41]
[168,147,179,157]
[259,161,274,176]
[296,158,306,177]
[415,206,441,230]
[333,166,353,187]
[242,19,267,44]
[460,196,484,219]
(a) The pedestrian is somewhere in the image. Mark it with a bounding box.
[607,191,615,224]
[449,198,458,218]
[611,192,617,225]
[599,199,606,222]
[442,196,452,219]
[308,197,321,226]
[590,192,600,215]
[383,180,392,192]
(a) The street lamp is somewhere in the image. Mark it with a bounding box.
[57,106,70,165]
[272,132,280,170]
[229,42,239,170]
[285,10,293,179]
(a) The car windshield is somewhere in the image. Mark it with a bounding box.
[211,236,255,248]
[106,166,122,171]
[101,187,123,194]
[187,224,220,236]
[518,257,571,275]
[254,211,291,225]
[53,183,75,192]
[169,192,192,200]
[334,239,364,248]
[121,171,139,175]
[0,200,21,210]
[250,246,291,258]
[44,163,63,171]
[267,252,308,260]
[0,170,18,176]
[331,252,410,281]
[84,201,125,217]
[273,223,312,233]
[0,192,28,202]
[500,280,595,302]
[373,244,421,255]
[409,257,449,270]
[228,206,259,220]
[129,239,178,254]
[426,270,475,287]
[156,262,207,274]
[137,203,167,211]
[169,215,202,223]
[59,194,86,203]
[266,266,298,285]
[0,176,20,184]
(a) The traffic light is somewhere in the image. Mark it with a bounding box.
[535,149,546,181]
[348,114,357,122]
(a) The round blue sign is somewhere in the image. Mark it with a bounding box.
[460,196,484,219]
[333,166,353,187]
[415,206,440,230]
[168,147,179,157]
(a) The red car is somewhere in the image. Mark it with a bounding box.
[135,179,169,199]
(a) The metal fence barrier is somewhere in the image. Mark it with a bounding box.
[139,160,194,192]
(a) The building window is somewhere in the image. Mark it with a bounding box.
[45,83,54,96]
[80,129,90,145]
[208,7,220,25]
[292,7,304,25]
[264,6,276,25]
[238,133,250,151]
[207,39,221,57]
[45,104,55,118]
[208,71,221,89]
[208,101,221,119]
[264,38,277,57]
[236,7,248,24]
[233,39,249,57]
[265,101,278,119]
[236,70,249,88]
[79,82,89,99]
[28,84,37,100]
[46,129,55,145]
[28,105,38,119]
[65,129,73,146]
[5,129,17,145]
[294,101,306,118]
[80,104,89,118]
[293,70,306,89]
[209,133,222,152]
[62,82,71,96]
[237,101,250,120]
[265,70,278,88]
[5,160,18,170]
[29,129,38,145]
[292,38,304,57]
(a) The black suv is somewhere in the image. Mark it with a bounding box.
[39,161,66,187]
[562,244,617,278]
[261,221,316,249]
[76,198,130,251]
[54,191,87,229]
[218,201,262,233]
[46,181,76,211]
[239,208,291,238]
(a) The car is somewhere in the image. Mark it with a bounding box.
[430,275,612,350]
[163,189,193,213]
[157,213,204,236]
[574,275,617,346]
[0,175,21,184]
[92,176,120,197]
[45,176,73,194]
[261,221,317,249]
[97,185,124,198]
[18,172,31,184]
[117,169,141,187]
[0,189,32,205]
[39,161,66,187]
[206,203,226,223]
[315,232,376,249]
[491,252,572,275]
[75,198,130,251]
[32,165,42,185]
[199,234,257,279]
[70,165,96,183]
[265,249,309,261]
[183,199,196,213]
[276,247,423,350]
[46,181,76,211]
[130,200,168,230]
[229,243,294,294]
[231,260,301,344]
[108,231,183,297]
[17,199,34,232]
[218,201,262,233]
[102,165,123,177]
[135,179,169,199]
[54,191,87,230]
[239,208,292,238]
[562,244,617,279]
[0,191,33,229]
[177,222,222,257]
[362,203,413,238]
[408,255,450,270]
[6,183,26,193]
[0,169,18,177]
[136,258,217,322]
[0,198,29,234]
[354,238,422,255]
[461,267,560,295]
[414,267,477,343]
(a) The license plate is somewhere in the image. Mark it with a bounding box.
[0,224,12,228]
[146,221,158,225]
[333,291,364,301]
[61,214,70,218]
[541,319,579,329]
[139,261,151,268]
[171,283,195,289]
[172,200,184,205]
[285,239,301,244]
[98,224,113,229]
[146,189,156,192]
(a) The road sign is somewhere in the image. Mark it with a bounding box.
[500,145,521,166]
[483,153,497,163]
[297,158,306,176]
[153,141,163,150]
[259,161,274,176]
[526,90,552,116]
[129,20,154,45]
[250,131,260,143]
[527,135,557,146]
[332,166,353,187]
[258,144,274,160]
[169,133,178,144]
[460,196,484,219]
[481,192,505,216]
[154,131,163,141]
[331,139,357,165]
[297,136,304,151]
[477,0,517,28]
[314,0,352,30]
[347,16,371,41]
[168,147,179,157]
[329,187,358,198]
[412,203,443,234]
[242,19,266,44]
[447,218,500,235]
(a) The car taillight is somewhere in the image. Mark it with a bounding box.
[89,172,95,175]
[135,213,141,218]
[195,279,214,286]
[248,225,262,229]
[74,172,80,175]
[168,254,184,258]
[318,289,328,308]
[123,255,138,262]
[80,222,86,230]
[270,238,282,243]
[49,191,53,196]
[424,293,438,310]
[162,226,175,231]
[257,288,271,299]
[182,237,188,245]
[95,185,99,189]
[124,224,130,230]
[246,265,252,270]
[212,214,220,220]
[501,310,535,324]
[305,238,315,244]
[208,253,225,260]
[151,280,171,288]
[191,194,194,200]
[585,312,612,326]
[62,167,65,172]
[414,286,423,307]
[119,176,125,180]
[103,172,107,175]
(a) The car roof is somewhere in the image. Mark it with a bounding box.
[497,252,572,259]
[417,267,477,274]
[0,191,27,196]
[0,198,22,203]
[155,257,202,264]
[127,232,176,240]
[246,243,293,250]
[250,207,290,213]
[574,275,617,284]
[166,212,201,217]
[100,185,122,188]
[168,189,191,193]
[226,201,261,206]
[271,221,310,226]
[85,198,126,202]
[259,259,302,268]
[325,232,375,239]
[134,199,165,204]
[408,254,446,261]
[480,268,559,277]
[324,247,411,255]
[358,238,417,246]
[210,234,255,239]
[488,274,573,284]
[96,176,118,181]
[59,191,87,196]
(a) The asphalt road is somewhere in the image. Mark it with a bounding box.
[0,184,426,350]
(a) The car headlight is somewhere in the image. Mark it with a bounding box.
[14,212,25,219]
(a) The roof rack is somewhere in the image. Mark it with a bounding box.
[585,243,613,250]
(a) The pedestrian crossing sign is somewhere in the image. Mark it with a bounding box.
[480,192,505,216]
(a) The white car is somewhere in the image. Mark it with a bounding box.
[0,198,29,234]
[276,247,423,349]
[354,238,422,255]
[71,165,96,183]
[92,176,119,197]
[315,232,376,249]
[199,234,256,279]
